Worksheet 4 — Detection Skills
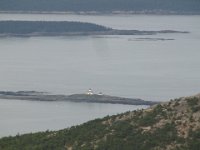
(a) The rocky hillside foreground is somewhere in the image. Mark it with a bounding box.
[0,94,200,150]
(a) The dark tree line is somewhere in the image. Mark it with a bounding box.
[0,21,110,34]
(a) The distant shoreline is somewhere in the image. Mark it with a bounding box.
[1,11,200,15]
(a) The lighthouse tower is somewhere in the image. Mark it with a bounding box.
[86,89,94,95]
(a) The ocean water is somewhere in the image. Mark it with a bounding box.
[0,14,199,101]
[0,99,147,137]
[0,14,199,137]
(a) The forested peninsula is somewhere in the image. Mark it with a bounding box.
[0,21,188,37]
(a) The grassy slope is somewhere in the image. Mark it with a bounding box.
[0,95,200,150]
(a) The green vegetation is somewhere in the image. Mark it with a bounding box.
[0,96,200,150]
[186,97,200,112]
[0,0,200,14]
[138,104,167,126]
[187,97,199,106]
[187,129,200,150]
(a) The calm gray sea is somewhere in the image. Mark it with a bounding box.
[0,99,146,137]
[0,14,199,137]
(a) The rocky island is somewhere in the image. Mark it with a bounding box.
[0,90,157,105]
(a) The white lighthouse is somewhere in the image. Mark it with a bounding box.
[86,88,94,95]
